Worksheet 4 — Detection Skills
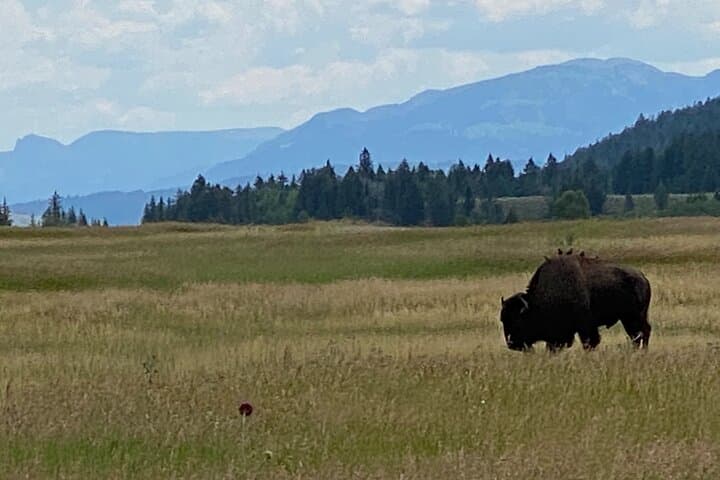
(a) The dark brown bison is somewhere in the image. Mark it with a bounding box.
[573,251,652,348]
[501,255,597,351]
[501,252,652,351]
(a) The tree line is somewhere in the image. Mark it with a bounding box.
[39,191,108,227]
[567,97,720,194]
[569,97,720,169]
[143,148,611,226]
[145,129,720,227]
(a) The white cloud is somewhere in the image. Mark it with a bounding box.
[624,0,670,29]
[474,0,603,21]
[200,47,577,109]
[117,106,177,129]
[350,15,428,46]
[0,0,49,48]
[397,0,431,15]
[75,100,177,132]
[370,0,431,16]
[657,57,720,76]
[116,0,157,15]
[199,49,422,107]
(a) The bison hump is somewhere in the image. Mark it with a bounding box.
[527,256,590,310]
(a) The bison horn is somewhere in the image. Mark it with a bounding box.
[558,248,564,255]
[519,295,529,313]
[501,296,505,305]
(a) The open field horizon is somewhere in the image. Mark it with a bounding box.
[2,218,720,478]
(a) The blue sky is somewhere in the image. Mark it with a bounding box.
[2,0,720,150]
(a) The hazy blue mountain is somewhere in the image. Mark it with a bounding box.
[208,58,720,182]
[0,127,283,203]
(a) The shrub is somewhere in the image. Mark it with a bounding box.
[654,182,669,210]
[552,191,591,220]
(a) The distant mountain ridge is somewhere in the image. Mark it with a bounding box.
[0,127,283,203]
[207,58,720,183]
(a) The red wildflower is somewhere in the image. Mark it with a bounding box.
[239,402,253,417]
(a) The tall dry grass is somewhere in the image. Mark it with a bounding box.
[1,218,720,478]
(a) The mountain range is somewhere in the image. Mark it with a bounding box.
[0,127,283,204]
[6,57,720,224]
[207,58,720,180]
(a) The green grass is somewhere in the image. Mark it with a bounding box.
[2,218,720,478]
[2,217,720,292]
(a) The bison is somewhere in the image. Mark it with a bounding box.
[500,252,652,351]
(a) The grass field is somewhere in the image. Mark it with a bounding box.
[2,218,720,478]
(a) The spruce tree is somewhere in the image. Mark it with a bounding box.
[67,207,78,225]
[339,167,364,217]
[78,210,88,227]
[42,191,64,227]
[157,197,165,221]
[142,201,154,224]
[463,186,475,216]
[0,197,11,226]
[519,158,541,196]
[542,154,560,197]
[425,173,452,227]
[358,148,375,180]
[580,158,607,216]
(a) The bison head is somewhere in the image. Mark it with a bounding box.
[500,293,532,351]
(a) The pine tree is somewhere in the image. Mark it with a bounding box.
[78,209,88,227]
[519,158,541,196]
[338,167,364,217]
[157,197,165,221]
[580,158,607,216]
[542,154,561,197]
[67,207,78,225]
[358,148,375,180]
[463,186,475,216]
[42,191,64,227]
[142,200,153,224]
[425,173,452,227]
[0,197,11,226]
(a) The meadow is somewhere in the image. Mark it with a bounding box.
[1,218,720,478]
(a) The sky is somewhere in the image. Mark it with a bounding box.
[2,0,720,150]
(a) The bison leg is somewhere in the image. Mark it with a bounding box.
[577,320,601,351]
[641,321,652,349]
